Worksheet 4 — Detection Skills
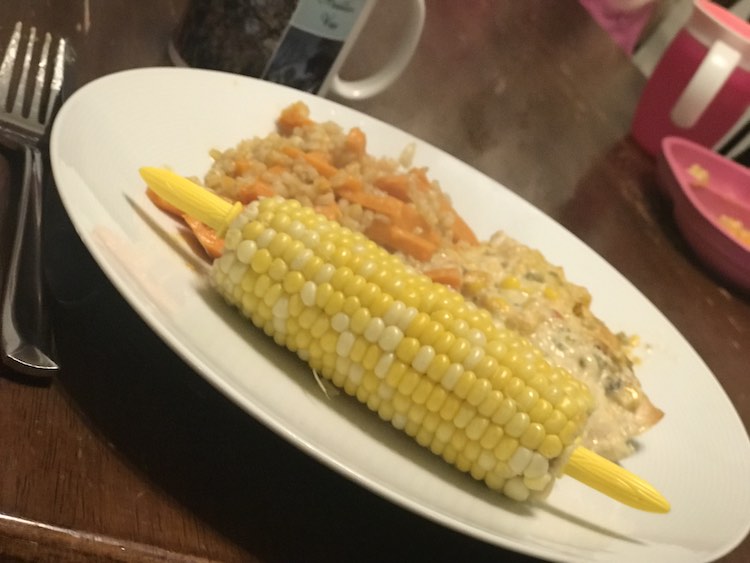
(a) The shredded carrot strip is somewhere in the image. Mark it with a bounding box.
[373,170,477,245]
[233,158,252,176]
[281,145,305,159]
[399,205,429,231]
[365,220,437,262]
[280,146,339,177]
[451,212,479,245]
[345,127,366,157]
[236,180,276,204]
[183,215,224,259]
[387,225,437,262]
[335,176,364,193]
[425,267,463,290]
[304,151,338,178]
[374,174,411,201]
[416,169,479,246]
[339,189,404,219]
[314,203,342,221]
[277,101,314,134]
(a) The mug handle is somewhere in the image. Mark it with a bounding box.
[330,0,425,100]
[670,40,741,128]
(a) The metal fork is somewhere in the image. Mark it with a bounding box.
[0,22,67,377]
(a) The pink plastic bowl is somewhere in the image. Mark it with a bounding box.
[657,136,750,292]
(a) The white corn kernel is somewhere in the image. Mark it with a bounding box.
[314,263,336,284]
[397,306,419,331]
[379,326,404,352]
[287,220,305,239]
[336,331,356,357]
[523,473,552,492]
[301,281,317,307]
[347,363,364,385]
[331,312,349,332]
[467,328,486,347]
[384,302,406,326]
[236,239,257,264]
[272,297,289,319]
[503,477,530,501]
[464,346,484,369]
[523,453,550,479]
[228,262,248,285]
[412,345,436,373]
[256,227,276,248]
[508,446,533,475]
[441,363,464,391]
[224,227,242,251]
[364,317,385,343]
[374,353,395,379]
[290,248,313,271]
[217,252,235,274]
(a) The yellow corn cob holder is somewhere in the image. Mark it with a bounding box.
[140,167,670,514]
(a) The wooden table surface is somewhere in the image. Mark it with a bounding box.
[1,1,748,561]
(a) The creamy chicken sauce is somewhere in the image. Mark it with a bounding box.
[415,232,663,461]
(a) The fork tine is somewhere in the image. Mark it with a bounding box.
[44,37,66,125]
[11,25,36,116]
[30,32,52,124]
[0,22,22,108]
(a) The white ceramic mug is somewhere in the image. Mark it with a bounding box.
[169,0,425,99]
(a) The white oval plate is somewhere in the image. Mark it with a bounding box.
[50,67,750,562]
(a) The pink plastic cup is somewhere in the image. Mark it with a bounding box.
[631,0,750,157]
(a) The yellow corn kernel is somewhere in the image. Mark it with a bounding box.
[505,412,531,438]
[439,395,462,421]
[454,403,476,429]
[490,397,517,426]
[465,416,490,441]
[543,286,558,300]
[529,397,553,423]
[450,428,468,451]
[441,443,459,465]
[500,275,521,290]
[520,422,546,450]
[453,369,477,399]
[494,436,519,461]
[479,424,504,450]
[411,379,433,405]
[425,386,448,413]
[543,409,567,434]
[425,353,451,382]
[485,468,507,492]
[538,434,564,459]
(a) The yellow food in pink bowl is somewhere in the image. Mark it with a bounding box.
[657,136,750,292]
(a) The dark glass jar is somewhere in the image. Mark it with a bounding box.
[170,0,298,78]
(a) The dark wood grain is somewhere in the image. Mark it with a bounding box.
[1,1,748,562]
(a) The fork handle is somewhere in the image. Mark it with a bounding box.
[1,146,59,376]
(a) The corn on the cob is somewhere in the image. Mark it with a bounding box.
[140,167,670,512]
[213,195,595,500]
